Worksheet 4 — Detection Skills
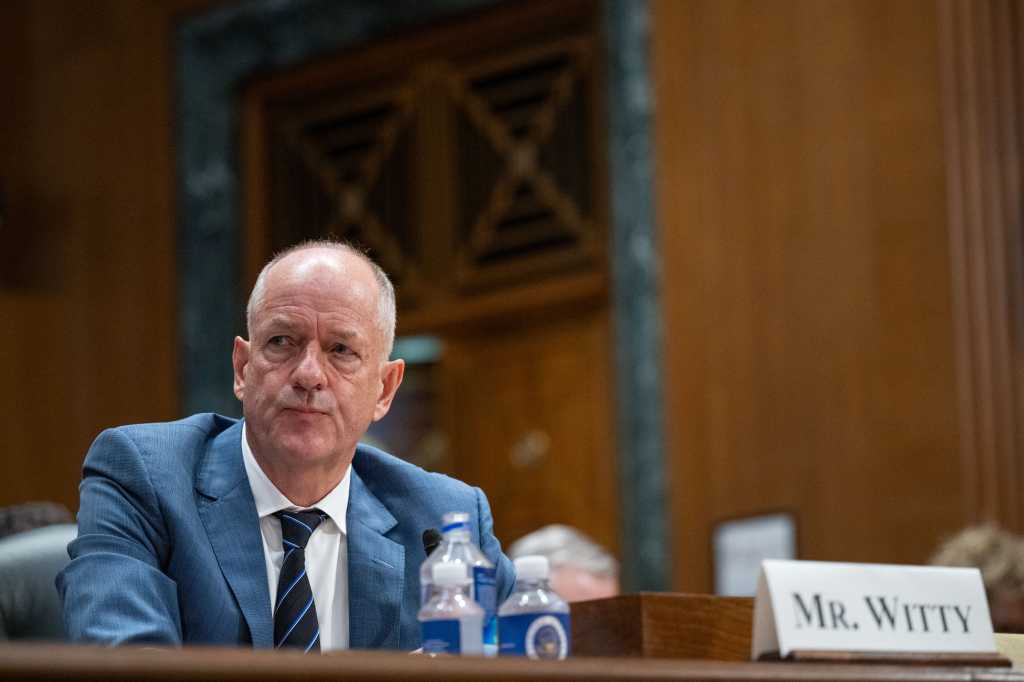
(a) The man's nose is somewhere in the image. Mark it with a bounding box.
[292,343,326,391]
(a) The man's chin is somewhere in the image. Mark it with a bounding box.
[274,433,331,457]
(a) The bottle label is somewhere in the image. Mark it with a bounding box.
[472,565,498,653]
[498,613,571,659]
[421,619,462,654]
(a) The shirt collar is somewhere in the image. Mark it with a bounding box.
[241,421,350,534]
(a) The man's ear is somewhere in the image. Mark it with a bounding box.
[232,337,250,401]
[373,358,405,421]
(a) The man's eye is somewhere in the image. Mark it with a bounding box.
[268,335,290,347]
[331,343,355,356]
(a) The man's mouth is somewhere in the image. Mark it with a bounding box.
[283,406,325,416]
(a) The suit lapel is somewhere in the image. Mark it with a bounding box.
[347,467,404,649]
[195,421,273,648]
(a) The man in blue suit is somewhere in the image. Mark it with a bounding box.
[57,242,514,650]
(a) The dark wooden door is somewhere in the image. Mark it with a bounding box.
[241,0,617,550]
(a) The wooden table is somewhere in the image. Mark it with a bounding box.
[1,643,1022,682]
[8,595,1019,681]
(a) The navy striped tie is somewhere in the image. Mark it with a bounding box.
[274,509,326,652]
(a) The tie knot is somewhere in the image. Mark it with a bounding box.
[276,509,326,550]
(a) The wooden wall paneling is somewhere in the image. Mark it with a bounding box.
[655,0,963,592]
[0,1,35,507]
[938,0,1024,531]
[0,2,38,292]
[0,1,178,510]
[859,0,961,554]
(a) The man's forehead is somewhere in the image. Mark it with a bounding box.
[260,312,361,333]
[251,248,380,326]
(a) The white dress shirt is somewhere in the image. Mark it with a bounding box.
[241,423,350,651]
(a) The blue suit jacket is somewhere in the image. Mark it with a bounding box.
[57,414,514,649]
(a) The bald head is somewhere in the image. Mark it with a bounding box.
[246,241,396,360]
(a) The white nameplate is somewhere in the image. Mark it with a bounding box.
[752,560,996,660]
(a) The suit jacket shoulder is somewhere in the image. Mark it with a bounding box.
[60,414,262,646]
[352,444,502,548]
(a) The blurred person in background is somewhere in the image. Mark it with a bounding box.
[509,524,619,602]
[0,502,72,539]
[931,525,1024,633]
[0,502,76,641]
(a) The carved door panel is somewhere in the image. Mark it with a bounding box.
[245,0,606,326]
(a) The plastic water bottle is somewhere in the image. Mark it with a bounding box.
[418,561,484,655]
[498,556,571,659]
[420,512,498,656]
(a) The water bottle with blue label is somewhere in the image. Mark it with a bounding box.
[498,556,571,660]
[419,512,498,656]
[418,560,484,655]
